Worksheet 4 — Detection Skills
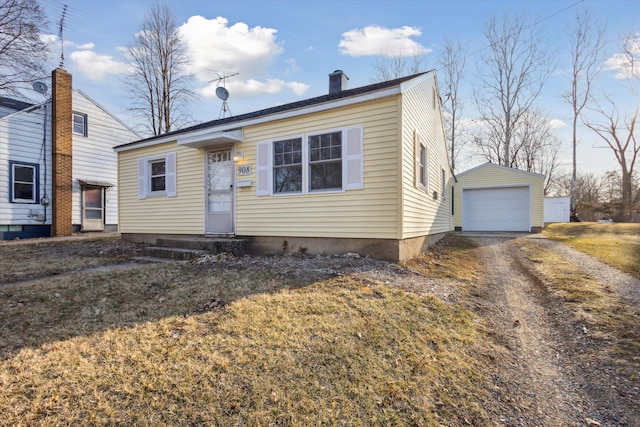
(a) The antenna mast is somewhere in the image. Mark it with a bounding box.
[209,72,239,119]
[58,5,68,68]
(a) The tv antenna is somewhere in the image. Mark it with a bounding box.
[209,72,238,119]
[58,4,68,68]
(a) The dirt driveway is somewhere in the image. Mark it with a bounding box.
[469,235,639,426]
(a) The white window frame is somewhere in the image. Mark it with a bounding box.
[73,112,88,137]
[10,161,38,204]
[256,125,363,197]
[441,168,446,201]
[137,152,176,199]
[414,131,428,191]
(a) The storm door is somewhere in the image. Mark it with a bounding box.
[81,186,105,231]
[206,149,234,234]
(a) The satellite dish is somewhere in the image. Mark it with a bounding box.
[216,86,229,101]
[33,81,48,95]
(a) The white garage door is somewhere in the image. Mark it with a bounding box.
[462,186,530,232]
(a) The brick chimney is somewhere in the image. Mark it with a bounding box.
[51,68,73,237]
[329,70,349,95]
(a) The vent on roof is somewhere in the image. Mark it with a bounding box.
[329,70,349,95]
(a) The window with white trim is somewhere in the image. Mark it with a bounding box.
[414,131,427,190]
[10,161,39,203]
[441,168,446,201]
[256,125,363,196]
[137,152,177,199]
[73,112,88,137]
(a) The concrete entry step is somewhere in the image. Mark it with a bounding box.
[143,237,248,260]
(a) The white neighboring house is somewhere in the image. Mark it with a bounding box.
[0,68,138,240]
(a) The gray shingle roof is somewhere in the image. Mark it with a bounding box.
[123,71,430,148]
[0,97,34,111]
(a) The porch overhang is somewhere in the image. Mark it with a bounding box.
[177,129,243,148]
[79,179,115,188]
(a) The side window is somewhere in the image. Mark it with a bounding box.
[73,112,88,137]
[10,161,39,204]
[441,168,446,201]
[414,131,427,190]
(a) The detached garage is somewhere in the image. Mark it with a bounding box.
[453,163,544,233]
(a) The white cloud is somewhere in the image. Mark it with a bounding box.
[604,34,640,80]
[548,119,567,129]
[339,25,430,57]
[178,16,283,82]
[198,78,309,98]
[69,50,128,80]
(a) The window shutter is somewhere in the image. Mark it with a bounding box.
[343,126,364,191]
[414,130,421,188]
[165,152,177,197]
[256,141,272,196]
[137,158,147,199]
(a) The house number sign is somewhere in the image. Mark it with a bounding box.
[237,165,252,176]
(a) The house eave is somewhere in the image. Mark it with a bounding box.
[114,86,402,152]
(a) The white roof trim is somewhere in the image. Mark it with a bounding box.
[456,162,545,179]
[114,86,402,152]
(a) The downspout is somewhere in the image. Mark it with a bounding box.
[41,100,51,220]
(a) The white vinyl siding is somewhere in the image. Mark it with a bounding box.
[0,103,52,225]
[71,91,138,228]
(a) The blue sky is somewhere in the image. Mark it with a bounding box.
[36,0,639,176]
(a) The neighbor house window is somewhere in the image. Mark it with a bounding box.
[273,137,303,193]
[256,126,363,197]
[137,153,177,199]
[414,131,428,190]
[441,168,446,200]
[309,131,342,191]
[419,146,427,188]
[10,161,39,203]
[73,112,88,136]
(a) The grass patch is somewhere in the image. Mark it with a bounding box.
[402,235,484,282]
[543,222,640,279]
[519,240,640,363]
[0,238,495,425]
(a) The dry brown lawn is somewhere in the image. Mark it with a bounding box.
[0,236,494,426]
[543,222,640,278]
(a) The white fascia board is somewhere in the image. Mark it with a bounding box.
[114,86,401,153]
[177,129,243,148]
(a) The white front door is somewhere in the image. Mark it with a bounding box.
[206,150,234,234]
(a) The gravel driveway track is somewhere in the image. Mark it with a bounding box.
[467,233,639,427]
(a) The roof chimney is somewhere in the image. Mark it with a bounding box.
[329,70,349,95]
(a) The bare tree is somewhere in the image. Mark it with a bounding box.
[584,96,638,221]
[562,9,606,220]
[371,50,425,83]
[438,36,467,173]
[125,3,196,136]
[0,0,49,97]
[473,13,554,167]
[511,110,562,195]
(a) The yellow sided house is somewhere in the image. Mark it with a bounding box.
[453,162,544,233]
[115,70,453,261]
